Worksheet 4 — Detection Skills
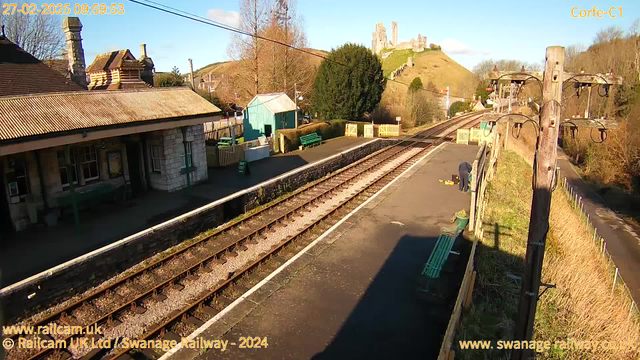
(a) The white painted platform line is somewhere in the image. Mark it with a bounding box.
[158,142,447,360]
[0,138,381,295]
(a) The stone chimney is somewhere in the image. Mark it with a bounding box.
[140,43,147,58]
[62,17,87,89]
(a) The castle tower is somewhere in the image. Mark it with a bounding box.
[62,17,87,89]
[371,22,388,55]
[391,22,398,48]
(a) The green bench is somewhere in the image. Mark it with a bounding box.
[57,183,119,215]
[418,217,469,295]
[300,133,322,149]
[217,137,237,148]
[421,228,457,280]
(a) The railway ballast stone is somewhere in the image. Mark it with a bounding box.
[0,139,395,322]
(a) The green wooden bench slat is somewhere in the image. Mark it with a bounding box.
[421,228,458,279]
[300,133,322,148]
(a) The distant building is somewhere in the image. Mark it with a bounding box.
[86,44,154,90]
[0,17,220,232]
[243,93,297,141]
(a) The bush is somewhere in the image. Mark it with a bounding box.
[276,120,348,151]
[449,101,470,115]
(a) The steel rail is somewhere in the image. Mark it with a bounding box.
[14,114,482,360]
[105,113,485,360]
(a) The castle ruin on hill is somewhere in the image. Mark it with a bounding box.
[371,21,426,55]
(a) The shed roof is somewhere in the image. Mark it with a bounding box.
[0,87,221,142]
[248,93,296,114]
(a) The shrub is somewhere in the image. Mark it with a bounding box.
[276,120,348,151]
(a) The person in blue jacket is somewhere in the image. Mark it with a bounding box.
[458,162,472,192]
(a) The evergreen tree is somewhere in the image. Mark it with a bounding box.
[312,43,386,120]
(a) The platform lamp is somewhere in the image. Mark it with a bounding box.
[294,83,303,129]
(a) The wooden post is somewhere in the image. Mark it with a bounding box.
[464,271,477,309]
[504,122,509,150]
[612,267,619,293]
[512,46,564,360]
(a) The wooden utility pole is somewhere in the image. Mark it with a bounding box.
[512,46,564,360]
[188,58,195,90]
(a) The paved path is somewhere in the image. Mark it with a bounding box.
[171,143,479,360]
[557,148,640,304]
[0,137,372,287]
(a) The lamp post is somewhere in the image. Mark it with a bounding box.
[294,83,303,129]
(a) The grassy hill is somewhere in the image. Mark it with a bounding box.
[381,48,431,77]
[381,50,478,106]
[195,48,328,77]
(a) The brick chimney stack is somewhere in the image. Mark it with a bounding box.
[140,43,147,58]
[62,17,87,89]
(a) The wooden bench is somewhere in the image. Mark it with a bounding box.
[421,228,457,280]
[300,133,322,149]
[57,183,119,216]
[418,219,469,295]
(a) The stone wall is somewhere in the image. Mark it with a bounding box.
[3,139,131,231]
[146,125,208,192]
[0,139,394,322]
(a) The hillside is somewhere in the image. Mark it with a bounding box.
[195,48,328,77]
[381,48,431,77]
[381,50,478,105]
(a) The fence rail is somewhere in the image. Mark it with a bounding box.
[438,121,500,360]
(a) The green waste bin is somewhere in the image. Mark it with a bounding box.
[456,216,469,231]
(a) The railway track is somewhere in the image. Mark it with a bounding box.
[5,112,484,360]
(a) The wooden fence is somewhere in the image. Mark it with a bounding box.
[438,125,501,360]
[364,124,374,138]
[456,129,470,145]
[345,123,358,137]
[206,136,274,168]
[378,124,401,137]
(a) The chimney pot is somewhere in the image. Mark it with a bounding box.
[140,43,147,58]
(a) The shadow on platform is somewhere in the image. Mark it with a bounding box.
[311,232,473,360]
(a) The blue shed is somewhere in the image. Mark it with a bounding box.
[243,93,297,141]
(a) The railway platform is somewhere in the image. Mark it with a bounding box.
[169,143,480,360]
[0,136,372,287]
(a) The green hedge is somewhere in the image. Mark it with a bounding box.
[276,120,349,152]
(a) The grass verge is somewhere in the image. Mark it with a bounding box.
[455,150,640,360]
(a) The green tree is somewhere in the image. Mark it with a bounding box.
[312,43,386,120]
[409,77,423,92]
[154,66,185,87]
[406,77,442,127]
[475,80,492,106]
[449,101,470,115]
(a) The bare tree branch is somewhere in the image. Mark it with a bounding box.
[1,5,64,59]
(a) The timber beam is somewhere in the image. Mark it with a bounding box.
[483,114,619,129]
[488,71,622,85]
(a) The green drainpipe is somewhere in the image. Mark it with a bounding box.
[64,145,80,230]
[181,127,191,195]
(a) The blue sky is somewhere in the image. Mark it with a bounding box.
[19,0,640,73]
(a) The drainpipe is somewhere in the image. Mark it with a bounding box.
[34,150,48,211]
[180,127,191,195]
[64,145,80,230]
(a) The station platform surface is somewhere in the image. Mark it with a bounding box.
[0,136,372,287]
[175,143,479,360]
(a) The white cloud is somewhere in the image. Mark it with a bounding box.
[439,39,489,56]
[206,8,240,29]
